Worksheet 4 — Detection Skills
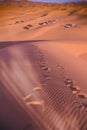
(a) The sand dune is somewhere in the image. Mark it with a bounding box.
[0,2,87,130]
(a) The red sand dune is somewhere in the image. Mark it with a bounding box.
[0,2,87,130]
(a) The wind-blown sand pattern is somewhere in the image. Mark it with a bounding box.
[0,2,87,130]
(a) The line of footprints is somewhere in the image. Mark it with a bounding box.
[57,64,87,110]
[9,19,57,30]
[57,64,87,98]
[37,48,87,111]
[37,49,52,80]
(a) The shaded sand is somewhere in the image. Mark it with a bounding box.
[0,2,87,130]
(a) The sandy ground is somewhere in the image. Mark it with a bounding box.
[0,2,87,130]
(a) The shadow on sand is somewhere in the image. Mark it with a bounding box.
[0,40,47,49]
[0,40,47,130]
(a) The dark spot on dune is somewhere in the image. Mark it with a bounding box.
[41,13,48,17]
[23,26,29,30]
[27,24,33,27]
[21,20,24,23]
[15,21,20,24]
[23,24,33,30]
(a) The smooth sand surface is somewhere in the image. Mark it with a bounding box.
[0,2,87,130]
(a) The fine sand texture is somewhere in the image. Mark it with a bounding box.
[0,2,87,130]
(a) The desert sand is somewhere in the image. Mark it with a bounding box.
[0,2,87,130]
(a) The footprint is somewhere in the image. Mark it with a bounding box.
[23,26,30,30]
[26,24,33,27]
[42,66,51,71]
[78,92,87,98]
[69,85,80,92]
[60,73,65,76]
[64,79,75,85]
[23,24,33,30]
[39,22,48,26]
[72,91,79,94]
